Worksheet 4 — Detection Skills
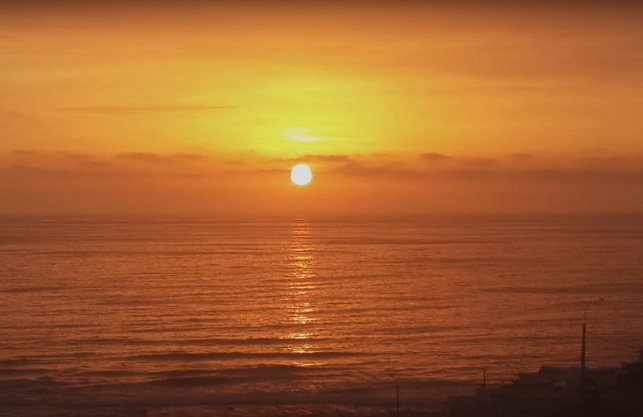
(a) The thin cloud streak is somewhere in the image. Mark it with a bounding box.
[419,152,450,161]
[441,168,643,183]
[295,154,353,163]
[59,104,231,114]
[332,161,424,179]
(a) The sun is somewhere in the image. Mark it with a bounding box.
[291,164,313,186]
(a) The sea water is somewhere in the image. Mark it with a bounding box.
[1,215,642,416]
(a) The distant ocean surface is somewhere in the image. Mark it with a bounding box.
[1,214,642,417]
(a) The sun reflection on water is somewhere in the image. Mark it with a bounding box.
[283,221,320,362]
[286,331,312,340]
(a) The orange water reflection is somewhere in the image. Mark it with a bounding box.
[284,221,320,364]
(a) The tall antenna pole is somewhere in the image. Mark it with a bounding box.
[579,298,604,402]
[396,384,400,417]
[580,309,587,400]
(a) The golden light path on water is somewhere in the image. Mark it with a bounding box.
[285,221,320,367]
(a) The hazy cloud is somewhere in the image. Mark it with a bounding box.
[419,152,450,161]
[253,168,289,176]
[115,152,167,163]
[581,156,631,164]
[333,161,423,179]
[441,168,643,183]
[298,154,353,163]
[272,154,353,164]
[11,149,40,157]
[59,104,231,114]
[579,147,609,155]
[114,152,209,164]
[9,149,111,169]
[2,148,643,215]
[4,149,643,185]
[224,159,246,166]
[508,153,536,160]
[0,108,29,117]
[458,158,497,168]
[4,164,96,179]
[52,151,96,162]
[171,153,209,162]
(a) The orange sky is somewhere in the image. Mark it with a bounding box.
[1,2,642,216]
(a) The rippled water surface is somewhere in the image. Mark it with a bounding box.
[1,215,642,416]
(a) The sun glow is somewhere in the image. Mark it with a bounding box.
[290,164,313,186]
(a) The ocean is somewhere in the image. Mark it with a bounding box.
[1,214,642,416]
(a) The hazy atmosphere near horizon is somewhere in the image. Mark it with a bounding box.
[1,2,643,417]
